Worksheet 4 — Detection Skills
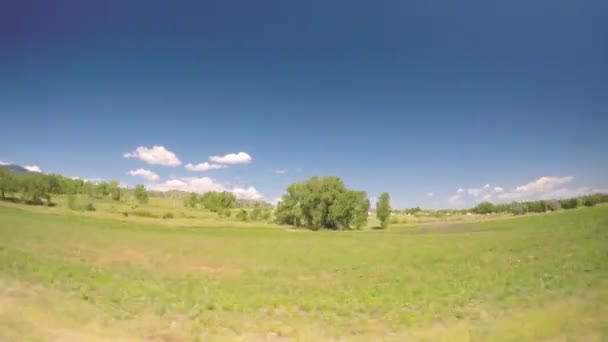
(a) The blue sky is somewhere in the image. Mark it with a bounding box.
[1,1,607,208]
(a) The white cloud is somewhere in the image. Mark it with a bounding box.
[231,186,263,200]
[447,183,502,208]
[123,146,181,166]
[275,169,287,175]
[448,175,604,208]
[128,168,160,181]
[147,177,263,200]
[209,152,252,165]
[24,165,42,173]
[498,176,574,201]
[0,160,9,165]
[426,192,434,197]
[185,162,227,172]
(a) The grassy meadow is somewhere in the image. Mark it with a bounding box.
[1,198,607,341]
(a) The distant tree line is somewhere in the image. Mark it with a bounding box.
[184,190,273,221]
[0,168,149,207]
[471,194,608,215]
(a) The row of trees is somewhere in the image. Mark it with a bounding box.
[471,193,608,215]
[0,168,149,206]
[184,191,238,216]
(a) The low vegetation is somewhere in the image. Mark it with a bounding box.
[1,201,606,340]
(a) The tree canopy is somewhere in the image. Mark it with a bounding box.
[274,176,370,230]
[376,192,391,229]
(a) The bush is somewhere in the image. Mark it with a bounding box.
[510,202,526,215]
[547,200,561,211]
[236,209,248,221]
[130,210,158,218]
[473,201,495,214]
[559,198,578,210]
[83,203,96,211]
[390,216,401,224]
[583,196,598,207]
[162,213,174,219]
[250,207,262,221]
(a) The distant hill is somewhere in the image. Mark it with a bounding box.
[0,164,31,174]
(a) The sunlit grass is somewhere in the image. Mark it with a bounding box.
[1,201,607,340]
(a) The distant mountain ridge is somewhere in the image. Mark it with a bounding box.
[0,164,31,174]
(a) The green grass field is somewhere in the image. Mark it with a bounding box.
[1,201,607,341]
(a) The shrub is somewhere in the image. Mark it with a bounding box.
[547,200,561,211]
[84,203,96,211]
[250,207,262,221]
[473,201,495,214]
[236,209,249,221]
[162,213,174,219]
[510,202,526,215]
[390,216,401,224]
[559,198,578,210]
[130,210,158,218]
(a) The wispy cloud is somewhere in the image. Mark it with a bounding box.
[275,169,287,175]
[185,162,227,172]
[447,175,604,208]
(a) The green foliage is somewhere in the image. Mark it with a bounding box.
[200,191,237,214]
[2,205,607,340]
[330,190,370,230]
[95,182,110,198]
[403,206,422,215]
[472,201,496,214]
[275,176,370,230]
[376,192,391,229]
[236,209,249,221]
[109,180,121,201]
[250,205,263,221]
[129,210,157,218]
[559,198,578,209]
[185,192,199,208]
[547,200,561,211]
[134,185,149,204]
[510,202,526,215]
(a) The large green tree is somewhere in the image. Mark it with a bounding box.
[275,176,370,230]
[376,192,391,229]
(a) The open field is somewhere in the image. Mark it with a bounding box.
[1,202,607,341]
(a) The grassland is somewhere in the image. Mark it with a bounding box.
[1,200,607,341]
